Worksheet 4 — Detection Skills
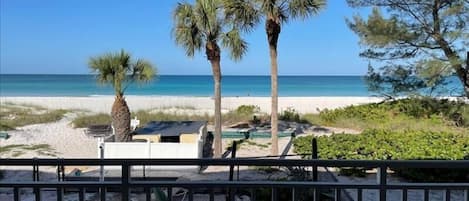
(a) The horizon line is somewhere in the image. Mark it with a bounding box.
[0,73,366,76]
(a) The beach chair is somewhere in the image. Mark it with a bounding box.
[84,124,113,137]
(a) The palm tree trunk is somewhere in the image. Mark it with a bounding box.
[266,18,281,156]
[112,95,131,142]
[212,61,222,158]
[207,42,223,158]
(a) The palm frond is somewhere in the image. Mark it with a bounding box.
[173,2,203,57]
[132,59,156,83]
[259,0,276,17]
[118,49,131,71]
[88,50,156,96]
[276,3,289,23]
[289,0,326,20]
[173,0,249,62]
[222,28,248,61]
[223,0,260,32]
[89,53,117,86]
[259,0,289,23]
[195,0,223,39]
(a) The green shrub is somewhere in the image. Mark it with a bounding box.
[235,105,260,115]
[223,105,267,125]
[319,98,468,126]
[72,113,111,128]
[133,110,210,125]
[72,111,211,128]
[279,108,300,122]
[310,98,469,133]
[390,98,467,120]
[293,129,469,182]
[279,107,309,123]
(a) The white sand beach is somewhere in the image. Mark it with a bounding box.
[0,96,383,114]
[0,95,373,159]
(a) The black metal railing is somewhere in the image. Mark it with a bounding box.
[0,158,468,201]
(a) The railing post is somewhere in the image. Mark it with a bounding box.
[291,188,296,201]
[56,187,64,201]
[378,164,387,201]
[229,141,237,181]
[122,162,130,201]
[57,158,65,181]
[32,158,40,201]
[100,187,106,201]
[13,187,19,201]
[33,158,39,181]
[312,138,318,181]
[464,189,468,201]
[35,188,41,201]
[167,188,173,201]
[228,141,237,201]
[464,189,469,201]
[99,140,105,182]
[271,187,278,201]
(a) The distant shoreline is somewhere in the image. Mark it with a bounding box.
[1,74,463,97]
[0,74,373,97]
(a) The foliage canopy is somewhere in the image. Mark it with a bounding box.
[347,0,469,97]
[88,49,156,96]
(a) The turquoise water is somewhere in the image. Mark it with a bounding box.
[0,74,461,97]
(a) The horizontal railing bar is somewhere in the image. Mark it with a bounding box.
[386,183,469,189]
[0,181,121,188]
[2,181,467,189]
[131,181,469,189]
[131,181,381,188]
[0,182,379,189]
[1,158,468,168]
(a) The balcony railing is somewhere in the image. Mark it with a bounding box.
[0,158,468,201]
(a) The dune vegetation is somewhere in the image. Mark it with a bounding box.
[0,103,68,131]
[71,105,268,129]
[293,97,469,181]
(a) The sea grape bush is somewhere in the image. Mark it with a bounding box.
[318,98,469,127]
[293,129,469,182]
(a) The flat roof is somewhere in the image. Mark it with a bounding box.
[133,121,206,137]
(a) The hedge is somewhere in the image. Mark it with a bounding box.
[293,129,469,182]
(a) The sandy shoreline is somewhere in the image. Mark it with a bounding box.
[0,95,377,159]
[0,96,383,114]
[0,95,379,159]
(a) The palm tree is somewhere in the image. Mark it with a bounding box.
[173,0,248,157]
[89,50,156,142]
[224,0,326,155]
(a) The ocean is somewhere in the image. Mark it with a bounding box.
[0,74,461,97]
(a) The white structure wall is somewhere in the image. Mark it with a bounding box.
[98,137,205,170]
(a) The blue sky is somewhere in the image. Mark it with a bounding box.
[0,0,369,75]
